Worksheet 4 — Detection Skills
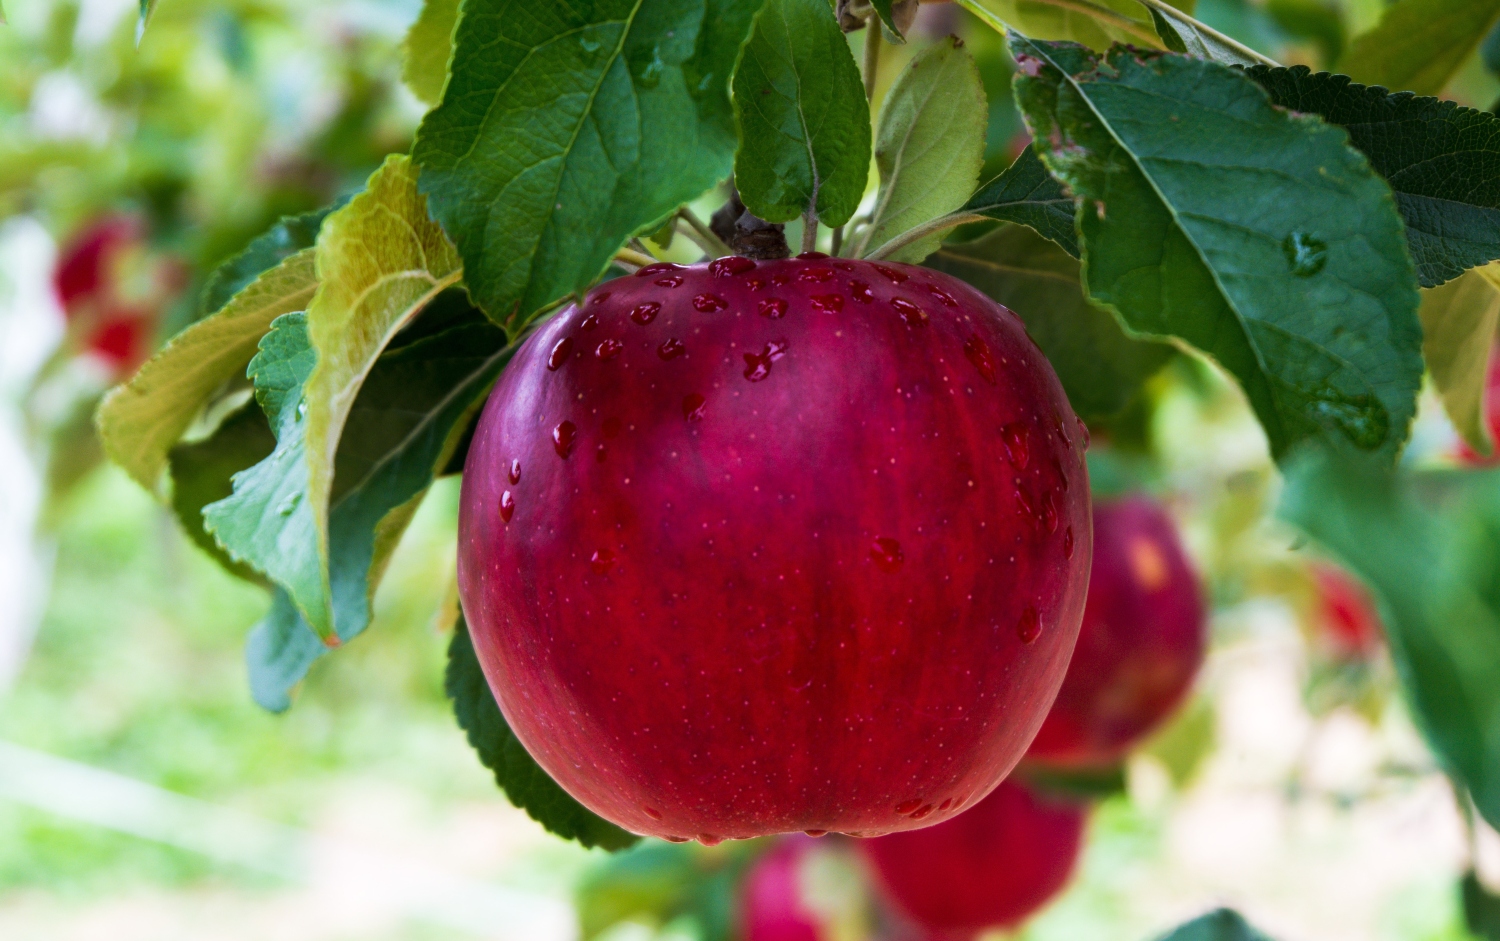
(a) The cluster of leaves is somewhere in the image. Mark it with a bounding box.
[90,0,1500,891]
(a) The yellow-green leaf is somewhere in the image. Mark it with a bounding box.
[97,248,319,493]
[1422,264,1500,454]
[401,0,460,107]
[858,35,987,262]
[302,154,462,638]
[1338,0,1500,96]
[957,0,1161,51]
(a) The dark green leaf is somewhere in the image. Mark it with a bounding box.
[446,613,637,850]
[198,204,338,319]
[1279,447,1500,832]
[245,589,326,713]
[1464,870,1500,941]
[926,225,1171,419]
[1017,761,1126,799]
[962,145,1078,257]
[1149,4,1262,66]
[869,0,903,40]
[168,400,276,583]
[733,0,870,228]
[1153,908,1275,940]
[402,0,460,107]
[1244,65,1500,288]
[1012,38,1422,463]
[413,0,760,323]
[1337,0,1500,97]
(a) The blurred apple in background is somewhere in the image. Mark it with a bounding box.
[1025,495,1207,771]
[740,835,869,941]
[1307,561,1384,663]
[52,214,184,378]
[859,779,1086,938]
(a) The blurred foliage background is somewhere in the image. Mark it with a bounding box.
[1,0,1498,938]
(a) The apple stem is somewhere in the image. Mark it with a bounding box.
[800,211,818,254]
[614,247,657,270]
[862,210,988,261]
[678,207,733,257]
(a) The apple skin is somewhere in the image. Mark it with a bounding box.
[1024,495,1205,769]
[457,254,1091,842]
[860,778,1086,936]
[1308,561,1382,660]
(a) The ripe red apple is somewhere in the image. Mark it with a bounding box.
[1457,346,1500,466]
[1024,495,1205,769]
[53,215,180,375]
[859,777,1086,936]
[740,835,865,941]
[1307,561,1382,660]
[457,253,1092,842]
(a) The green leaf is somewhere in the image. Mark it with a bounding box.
[926,225,1172,419]
[732,0,871,228]
[204,312,324,637]
[858,35,987,262]
[1012,38,1423,463]
[962,144,1078,257]
[402,0,460,107]
[1153,908,1275,940]
[413,0,760,324]
[1464,870,1500,941]
[1279,448,1500,833]
[1243,66,1500,288]
[446,613,637,850]
[1337,0,1500,97]
[958,0,1161,51]
[1148,4,1262,66]
[578,839,752,940]
[302,154,461,639]
[98,247,319,493]
[245,589,326,713]
[137,0,158,43]
[167,400,276,582]
[198,205,337,319]
[1017,761,1126,799]
[1420,266,1500,455]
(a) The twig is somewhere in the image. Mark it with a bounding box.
[801,210,818,254]
[678,207,733,257]
[614,247,657,269]
[862,21,881,102]
[862,211,987,261]
[830,225,844,256]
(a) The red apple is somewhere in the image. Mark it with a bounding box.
[1457,346,1500,466]
[457,254,1092,842]
[860,778,1086,937]
[740,835,865,941]
[1024,495,1205,769]
[1308,561,1382,660]
[53,215,180,375]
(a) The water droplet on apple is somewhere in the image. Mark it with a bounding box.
[925,284,959,306]
[908,804,935,819]
[872,264,908,283]
[683,393,706,421]
[547,336,573,370]
[963,335,998,385]
[894,799,922,815]
[692,293,728,313]
[658,338,685,360]
[850,280,874,303]
[1001,423,1030,469]
[1076,416,1091,450]
[799,266,836,283]
[596,338,624,360]
[1063,526,1075,559]
[804,829,828,837]
[810,294,843,314]
[590,548,616,575]
[709,255,756,277]
[581,313,600,331]
[1017,605,1041,643]
[891,297,927,326]
[636,262,680,278]
[553,421,577,458]
[743,339,787,381]
[499,490,515,522]
[655,275,684,288]
[589,291,611,306]
[1041,489,1059,533]
[697,833,723,846]
[642,806,663,820]
[509,460,521,485]
[870,536,904,572]
[630,301,661,325]
[758,298,788,319]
